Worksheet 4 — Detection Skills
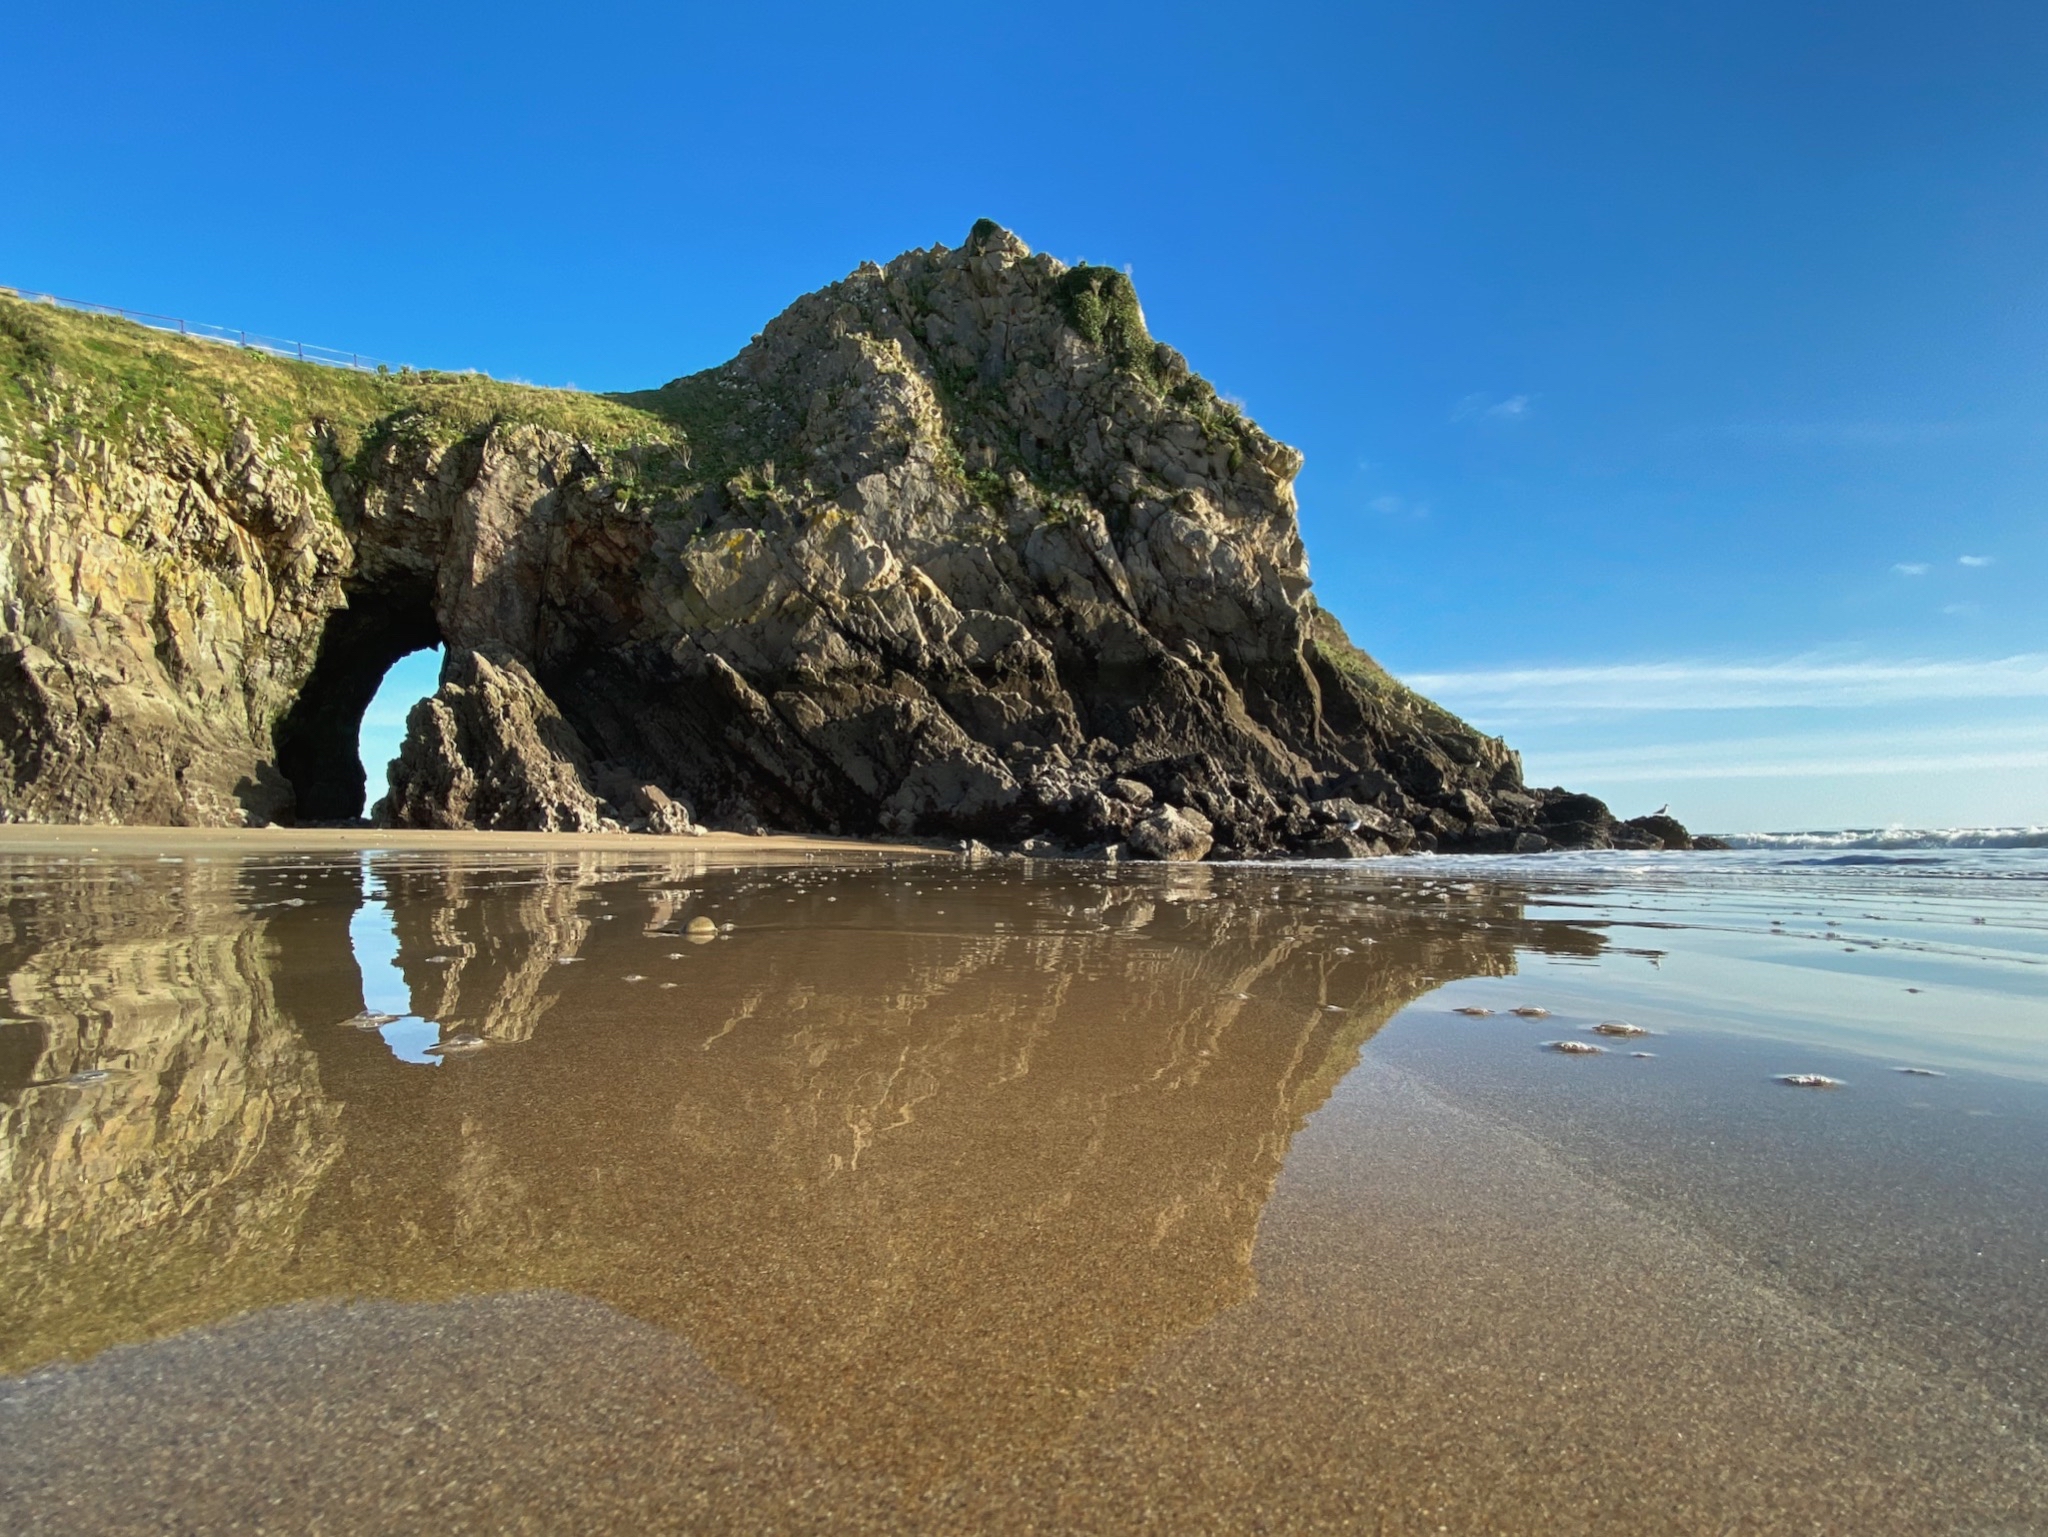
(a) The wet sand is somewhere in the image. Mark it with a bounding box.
[1,844,2043,1531]
[0,821,933,860]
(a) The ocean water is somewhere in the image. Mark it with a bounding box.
[0,841,2043,1533]
[1711,824,2048,851]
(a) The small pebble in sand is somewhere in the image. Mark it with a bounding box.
[685,916,718,943]
[1322,1004,1348,1013]
[660,982,679,990]
[1777,1073,1843,1089]
[1547,1040,1605,1055]
[1592,1020,1649,1037]
[1332,946,1354,956]
[621,975,646,983]
[1894,1066,1946,1077]
[557,956,582,965]
[1511,1006,1550,1018]
[426,1033,488,1055]
[1453,1006,1494,1017]
[341,1011,401,1030]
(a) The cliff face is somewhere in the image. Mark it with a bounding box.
[0,227,1688,854]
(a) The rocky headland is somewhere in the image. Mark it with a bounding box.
[0,225,1700,856]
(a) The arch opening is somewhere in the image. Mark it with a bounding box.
[357,646,444,813]
[274,583,442,823]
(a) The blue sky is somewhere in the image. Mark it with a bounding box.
[10,1,2046,831]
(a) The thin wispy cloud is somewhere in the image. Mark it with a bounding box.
[1533,720,2048,783]
[1959,554,1994,567]
[1544,747,2048,783]
[1366,493,1431,519]
[1893,562,1929,576]
[1451,392,1532,423]
[1407,653,2048,712]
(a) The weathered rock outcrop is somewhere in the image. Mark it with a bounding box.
[0,229,1699,855]
[372,645,604,833]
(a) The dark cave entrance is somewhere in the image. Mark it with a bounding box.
[275,582,443,822]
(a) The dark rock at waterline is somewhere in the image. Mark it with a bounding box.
[0,227,1698,859]
[1621,813,1699,850]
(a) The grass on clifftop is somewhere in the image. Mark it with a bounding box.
[0,294,681,487]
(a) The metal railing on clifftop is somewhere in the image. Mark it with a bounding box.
[1,285,409,374]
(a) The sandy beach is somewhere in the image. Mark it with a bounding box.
[0,843,2043,1530]
[0,822,939,860]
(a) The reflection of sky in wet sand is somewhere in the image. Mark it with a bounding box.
[350,857,440,1067]
[1419,849,2048,1079]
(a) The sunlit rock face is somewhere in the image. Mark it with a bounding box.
[0,852,1605,1472]
[0,414,350,826]
[352,228,1559,851]
[0,238,1688,852]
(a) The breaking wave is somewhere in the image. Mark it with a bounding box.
[1711,827,2048,851]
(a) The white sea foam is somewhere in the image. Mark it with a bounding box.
[1712,826,2048,851]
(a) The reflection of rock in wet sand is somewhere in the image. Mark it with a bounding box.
[0,855,1591,1475]
[0,859,343,1366]
[383,859,594,1043]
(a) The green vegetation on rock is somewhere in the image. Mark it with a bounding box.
[1056,264,1157,383]
[0,293,684,502]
